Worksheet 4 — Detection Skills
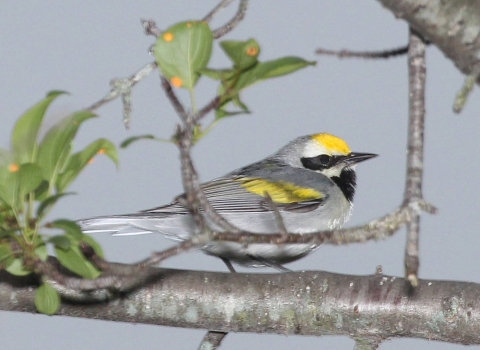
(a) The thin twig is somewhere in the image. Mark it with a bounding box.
[212,0,249,39]
[177,125,240,233]
[141,19,161,37]
[177,127,208,230]
[211,200,435,246]
[160,76,239,234]
[85,62,158,128]
[316,45,409,59]
[264,193,288,236]
[202,0,236,23]
[137,238,198,267]
[453,69,480,113]
[161,77,188,122]
[192,95,222,124]
[404,28,427,287]
[37,259,149,301]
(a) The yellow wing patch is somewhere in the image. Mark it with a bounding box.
[312,133,351,155]
[237,177,323,204]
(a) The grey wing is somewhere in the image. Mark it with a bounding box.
[79,177,324,237]
[146,177,270,214]
[147,177,324,214]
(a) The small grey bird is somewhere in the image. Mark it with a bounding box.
[79,133,376,267]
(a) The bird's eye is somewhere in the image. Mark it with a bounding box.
[301,154,333,170]
[319,155,331,165]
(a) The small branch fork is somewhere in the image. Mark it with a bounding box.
[84,0,250,123]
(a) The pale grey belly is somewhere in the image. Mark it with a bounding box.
[123,204,351,266]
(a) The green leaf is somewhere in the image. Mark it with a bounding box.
[49,219,83,241]
[198,68,235,81]
[231,95,250,112]
[215,108,248,120]
[120,134,167,148]
[228,56,316,93]
[35,282,60,315]
[6,258,31,276]
[35,243,48,261]
[0,243,14,268]
[255,56,316,80]
[36,192,75,219]
[154,21,213,89]
[49,235,71,250]
[37,110,97,186]
[0,163,42,209]
[0,150,16,207]
[11,91,68,164]
[17,163,43,198]
[33,180,50,201]
[56,138,118,192]
[81,234,104,258]
[55,245,100,279]
[0,229,17,239]
[220,39,260,70]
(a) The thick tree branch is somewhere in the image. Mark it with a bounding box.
[376,0,480,83]
[2,269,480,345]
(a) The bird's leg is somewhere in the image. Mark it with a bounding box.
[220,257,237,273]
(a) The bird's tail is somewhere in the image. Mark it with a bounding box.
[78,213,189,241]
[79,215,156,236]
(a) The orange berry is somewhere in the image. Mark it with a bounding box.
[8,163,19,172]
[246,46,258,56]
[163,32,174,42]
[170,76,183,87]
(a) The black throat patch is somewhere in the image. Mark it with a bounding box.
[331,168,356,203]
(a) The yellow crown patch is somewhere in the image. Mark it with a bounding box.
[237,178,323,204]
[312,133,351,154]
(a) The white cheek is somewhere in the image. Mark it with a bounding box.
[302,142,328,158]
[319,166,342,178]
[321,164,354,178]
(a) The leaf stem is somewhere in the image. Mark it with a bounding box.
[189,88,198,113]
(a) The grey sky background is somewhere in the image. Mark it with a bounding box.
[1,1,480,349]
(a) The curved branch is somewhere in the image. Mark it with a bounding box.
[212,0,249,39]
[2,269,480,345]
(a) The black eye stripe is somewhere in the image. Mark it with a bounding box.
[301,155,344,171]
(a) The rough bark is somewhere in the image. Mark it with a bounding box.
[2,269,480,345]
[377,0,480,81]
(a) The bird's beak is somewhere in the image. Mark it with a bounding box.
[343,152,378,165]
